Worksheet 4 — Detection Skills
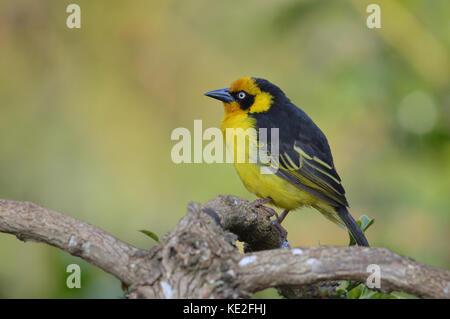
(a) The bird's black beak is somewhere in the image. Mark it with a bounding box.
[204,88,234,103]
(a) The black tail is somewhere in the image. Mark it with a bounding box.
[336,206,370,247]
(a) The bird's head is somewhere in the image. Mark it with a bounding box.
[204,77,286,115]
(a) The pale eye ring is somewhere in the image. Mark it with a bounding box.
[238,91,246,99]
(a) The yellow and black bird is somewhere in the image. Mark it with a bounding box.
[205,77,369,246]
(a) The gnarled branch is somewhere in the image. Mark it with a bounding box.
[0,196,448,298]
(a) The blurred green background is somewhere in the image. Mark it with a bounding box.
[0,0,449,298]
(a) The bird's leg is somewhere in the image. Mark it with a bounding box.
[250,197,279,218]
[251,197,272,207]
[251,198,288,238]
[271,210,289,238]
[277,210,290,224]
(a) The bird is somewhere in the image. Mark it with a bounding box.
[204,77,370,247]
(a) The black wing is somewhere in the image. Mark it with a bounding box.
[253,100,348,207]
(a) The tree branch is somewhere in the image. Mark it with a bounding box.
[0,196,448,299]
[238,247,449,298]
[0,199,159,286]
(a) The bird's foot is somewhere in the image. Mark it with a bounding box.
[271,220,288,238]
[251,198,288,239]
[250,197,279,218]
[271,210,289,238]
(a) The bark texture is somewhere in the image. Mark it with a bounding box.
[0,196,449,299]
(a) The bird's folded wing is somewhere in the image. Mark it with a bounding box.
[270,140,349,207]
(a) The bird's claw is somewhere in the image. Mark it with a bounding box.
[271,218,288,238]
[250,198,279,218]
[251,198,288,238]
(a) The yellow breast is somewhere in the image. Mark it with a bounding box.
[221,109,320,211]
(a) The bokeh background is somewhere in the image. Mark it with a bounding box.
[0,0,449,298]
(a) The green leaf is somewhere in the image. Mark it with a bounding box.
[333,280,350,297]
[344,282,409,299]
[347,284,365,299]
[139,229,160,243]
[359,215,375,232]
[348,215,375,246]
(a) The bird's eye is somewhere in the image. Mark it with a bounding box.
[238,91,246,99]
